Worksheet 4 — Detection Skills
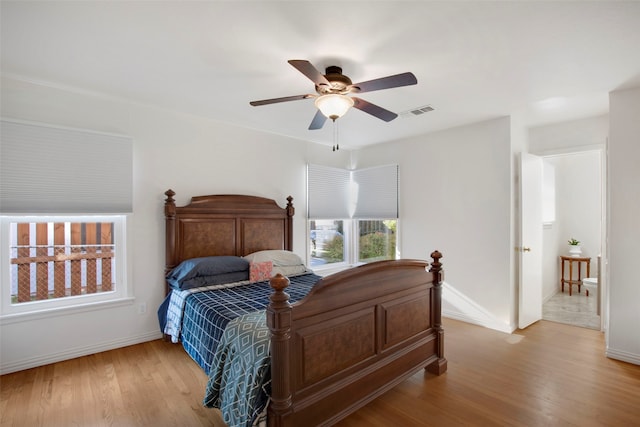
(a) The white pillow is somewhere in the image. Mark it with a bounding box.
[244,250,304,267]
[272,265,310,277]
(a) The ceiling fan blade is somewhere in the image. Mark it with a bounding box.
[352,97,398,122]
[288,60,331,87]
[350,72,417,93]
[250,94,314,106]
[308,109,328,130]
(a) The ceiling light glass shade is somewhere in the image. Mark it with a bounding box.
[314,94,355,120]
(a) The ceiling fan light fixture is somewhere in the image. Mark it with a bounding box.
[314,94,354,120]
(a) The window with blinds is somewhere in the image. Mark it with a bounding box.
[0,120,132,317]
[307,164,399,269]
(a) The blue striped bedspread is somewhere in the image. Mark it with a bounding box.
[163,272,320,374]
[161,272,319,427]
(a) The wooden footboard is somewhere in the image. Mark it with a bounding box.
[266,251,447,427]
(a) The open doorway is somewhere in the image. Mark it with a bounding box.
[540,149,605,330]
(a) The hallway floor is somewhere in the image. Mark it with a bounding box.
[543,289,600,330]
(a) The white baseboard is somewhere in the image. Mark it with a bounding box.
[441,282,516,333]
[606,347,640,366]
[443,310,516,334]
[0,330,163,375]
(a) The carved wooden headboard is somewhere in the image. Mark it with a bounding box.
[164,189,294,277]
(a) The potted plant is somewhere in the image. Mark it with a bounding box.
[568,238,582,257]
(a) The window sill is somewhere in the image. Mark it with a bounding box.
[0,297,135,325]
[312,263,355,277]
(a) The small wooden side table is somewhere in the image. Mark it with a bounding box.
[560,256,591,296]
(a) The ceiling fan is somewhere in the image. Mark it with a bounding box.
[250,60,418,130]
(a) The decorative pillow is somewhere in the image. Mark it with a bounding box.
[167,256,249,290]
[249,261,273,283]
[244,250,304,267]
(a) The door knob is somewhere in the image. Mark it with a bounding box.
[523,247,531,252]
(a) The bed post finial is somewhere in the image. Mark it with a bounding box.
[286,196,294,216]
[267,274,293,421]
[164,189,176,217]
[430,250,443,282]
[427,250,447,375]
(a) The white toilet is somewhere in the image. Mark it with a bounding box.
[582,255,601,297]
[582,277,598,296]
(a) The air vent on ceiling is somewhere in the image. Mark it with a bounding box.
[400,105,434,118]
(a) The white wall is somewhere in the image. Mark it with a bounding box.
[352,117,516,332]
[528,115,609,153]
[608,87,640,365]
[0,76,350,373]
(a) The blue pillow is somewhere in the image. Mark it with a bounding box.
[167,256,249,290]
[177,271,249,290]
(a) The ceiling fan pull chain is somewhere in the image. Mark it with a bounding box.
[332,119,339,151]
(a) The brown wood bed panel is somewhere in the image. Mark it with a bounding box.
[164,189,447,427]
[164,189,294,293]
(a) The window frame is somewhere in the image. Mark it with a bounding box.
[308,218,399,274]
[0,214,132,321]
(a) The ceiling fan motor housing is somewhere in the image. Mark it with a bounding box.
[317,66,354,94]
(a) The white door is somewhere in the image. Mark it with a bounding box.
[519,152,543,329]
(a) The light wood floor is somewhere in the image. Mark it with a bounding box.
[2,318,639,427]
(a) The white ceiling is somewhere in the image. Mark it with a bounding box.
[2,1,640,150]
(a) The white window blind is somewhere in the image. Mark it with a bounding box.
[352,164,398,218]
[0,119,133,214]
[307,164,351,219]
[542,159,556,224]
[307,163,398,219]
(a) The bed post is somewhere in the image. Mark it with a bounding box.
[266,274,293,425]
[285,196,294,251]
[164,189,177,292]
[427,250,448,375]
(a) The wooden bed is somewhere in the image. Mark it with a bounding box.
[164,189,447,427]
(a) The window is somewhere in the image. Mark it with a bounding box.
[309,220,345,268]
[0,120,133,318]
[307,164,399,271]
[1,215,129,316]
[308,219,397,269]
[542,159,556,225]
[357,219,397,263]
[9,220,116,303]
